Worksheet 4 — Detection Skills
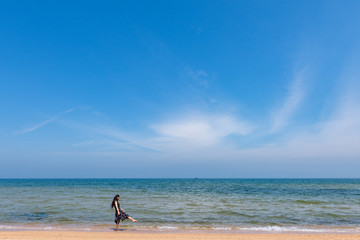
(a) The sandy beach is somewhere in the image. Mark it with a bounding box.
[1,231,360,240]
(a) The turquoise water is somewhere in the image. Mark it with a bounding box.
[0,179,359,232]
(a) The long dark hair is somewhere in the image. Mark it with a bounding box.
[111,194,119,208]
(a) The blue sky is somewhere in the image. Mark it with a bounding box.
[1,0,360,178]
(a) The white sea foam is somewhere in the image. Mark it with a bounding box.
[0,224,93,231]
[239,226,326,232]
[133,224,360,233]
[157,226,179,230]
[236,226,360,233]
[213,227,233,230]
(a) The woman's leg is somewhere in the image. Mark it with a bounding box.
[115,220,119,231]
[128,216,138,222]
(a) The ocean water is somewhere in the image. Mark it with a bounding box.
[0,178,359,233]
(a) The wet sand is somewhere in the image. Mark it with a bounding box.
[1,231,360,240]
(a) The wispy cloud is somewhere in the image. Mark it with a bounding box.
[181,67,221,106]
[183,67,211,89]
[17,117,57,134]
[270,69,307,133]
[191,79,360,162]
[16,108,74,134]
[187,68,208,87]
[72,140,96,147]
[253,95,360,160]
[65,121,160,153]
[64,108,74,113]
[72,138,158,153]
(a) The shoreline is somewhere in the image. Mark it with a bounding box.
[1,230,360,240]
[1,223,359,234]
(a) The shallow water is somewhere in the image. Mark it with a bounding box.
[0,179,359,232]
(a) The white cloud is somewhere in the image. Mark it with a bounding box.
[57,114,253,156]
[151,115,253,148]
[270,70,307,133]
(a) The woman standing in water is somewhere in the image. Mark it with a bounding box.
[111,194,137,231]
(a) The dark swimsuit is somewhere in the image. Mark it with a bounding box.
[114,201,129,223]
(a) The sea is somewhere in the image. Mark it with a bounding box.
[0,178,359,233]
